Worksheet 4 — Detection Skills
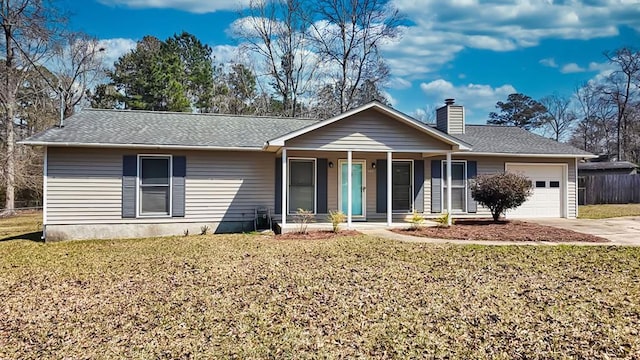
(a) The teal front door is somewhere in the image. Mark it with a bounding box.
[339,160,366,217]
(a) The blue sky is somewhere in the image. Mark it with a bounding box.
[61,0,640,124]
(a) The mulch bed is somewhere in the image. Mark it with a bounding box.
[392,219,608,243]
[276,230,361,240]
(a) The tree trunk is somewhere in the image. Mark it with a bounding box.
[492,209,501,222]
[1,19,16,217]
[2,102,16,216]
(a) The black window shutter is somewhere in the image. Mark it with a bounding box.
[275,158,282,214]
[413,160,425,212]
[317,158,328,213]
[467,160,478,213]
[431,160,442,213]
[122,155,137,218]
[376,159,387,213]
[172,156,186,217]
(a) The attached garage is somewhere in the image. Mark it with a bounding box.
[505,163,567,218]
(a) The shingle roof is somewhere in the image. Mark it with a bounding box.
[22,108,593,157]
[22,108,319,149]
[453,125,594,156]
[578,161,638,170]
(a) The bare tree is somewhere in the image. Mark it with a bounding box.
[1,0,64,216]
[308,0,401,114]
[540,93,577,141]
[235,0,317,117]
[52,32,105,119]
[601,47,640,160]
[572,82,617,155]
[413,104,438,123]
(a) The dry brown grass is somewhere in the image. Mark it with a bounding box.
[579,204,640,219]
[0,211,42,241]
[1,214,640,358]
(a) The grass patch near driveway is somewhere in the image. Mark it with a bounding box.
[1,229,639,358]
[579,204,640,219]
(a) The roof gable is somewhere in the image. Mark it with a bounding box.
[265,102,471,151]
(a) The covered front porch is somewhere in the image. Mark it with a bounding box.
[275,148,459,230]
[263,102,472,230]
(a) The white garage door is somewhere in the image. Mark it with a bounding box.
[505,164,565,218]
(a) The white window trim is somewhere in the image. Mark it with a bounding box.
[287,157,317,215]
[337,159,367,218]
[137,154,173,218]
[391,159,414,214]
[441,160,467,214]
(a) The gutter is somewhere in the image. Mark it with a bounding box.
[453,152,598,158]
[18,141,264,152]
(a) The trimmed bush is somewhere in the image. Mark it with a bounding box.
[470,172,532,222]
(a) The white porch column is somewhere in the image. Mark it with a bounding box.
[281,148,287,226]
[386,151,392,226]
[347,150,353,229]
[446,151,452,226]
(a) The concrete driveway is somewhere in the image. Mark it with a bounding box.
[532,217,640,246]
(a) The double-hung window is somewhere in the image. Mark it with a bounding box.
[139,156,171,216]
[442,161,467,213]
[288,159,316,214]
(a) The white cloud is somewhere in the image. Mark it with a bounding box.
[419,79,516,123]
[97,38,137,67]
[381,0,640,83]
[387,77,412,90]
[382,91,397,107]
[211,44,244,65]
[560,61,612,74]
[97,0,249,13]
[561,62,586,73]
[539,58,558,68]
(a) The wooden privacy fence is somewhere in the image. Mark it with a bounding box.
[579,174,640,205]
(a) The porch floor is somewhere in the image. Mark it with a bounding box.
[277,221,438,234]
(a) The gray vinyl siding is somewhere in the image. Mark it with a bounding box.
[286,109,451,151]
[425,156,577,218]
[46,147,275,225]
[435,105,464,135]
[447,106,464,135]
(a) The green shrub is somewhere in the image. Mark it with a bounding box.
[470,172,533,222]
[327,210,346,233]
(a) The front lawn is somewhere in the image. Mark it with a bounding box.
[579,204,640,219]
[1,219,639,358]
[0,211,42,241]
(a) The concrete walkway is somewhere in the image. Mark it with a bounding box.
[360,217,640,246]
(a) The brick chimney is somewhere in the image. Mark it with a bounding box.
[436,98,465,134]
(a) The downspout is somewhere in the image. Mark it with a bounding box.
[42,146,48,241]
